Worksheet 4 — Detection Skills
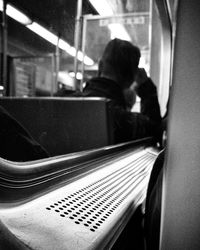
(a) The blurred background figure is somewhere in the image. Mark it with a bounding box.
[81,38,162,144]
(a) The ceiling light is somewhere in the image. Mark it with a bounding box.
[7,5,31,25]
[27,22,58,45]
[58,39,72,53]
[69,72,83,80]
[59,40,94,66]
[82,56,94,66]
[0,0,31,25]
[27,23,94,66]
[77,51,94,66]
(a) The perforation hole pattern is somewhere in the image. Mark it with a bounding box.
[46,152,156,232]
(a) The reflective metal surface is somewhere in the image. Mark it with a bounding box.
[0,139,158,249]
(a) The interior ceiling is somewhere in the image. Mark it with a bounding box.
[5,0,97,57]
[5,0,148,57]
[2,0,149,73]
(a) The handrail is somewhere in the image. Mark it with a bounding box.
[0,137,155,204]
[0,138,153,181]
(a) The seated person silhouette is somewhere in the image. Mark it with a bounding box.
[81,38,162,144]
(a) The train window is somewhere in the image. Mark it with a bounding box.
[0,0,167,98]
[0,0,171,114]
[0,0,172,157]
[0,0,170,114]
[151,0,172,116]
[81,4,151,82]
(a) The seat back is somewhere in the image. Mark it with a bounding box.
[0,97,114,156]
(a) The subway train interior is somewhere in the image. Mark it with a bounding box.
[0,0,200,249]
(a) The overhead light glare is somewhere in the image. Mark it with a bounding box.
[67,47,76,57]
[27,22,58,46]
[59,40,94,66]
[83,55,94,66]
[58,71,74,87]
[77,51,94,66]
[7,4,31,25]
[58,39,71,53]
[0,0,31,25]
[27,23,94,65]
[109,23,131,41]
[89,0,113,16]
[69,72,83,80]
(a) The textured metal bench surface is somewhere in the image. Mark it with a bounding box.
[0,140,158,249]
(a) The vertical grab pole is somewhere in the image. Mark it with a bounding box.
[51,53,55,96]
[54,36,60,95]
[1,0,7,95]
[73,0,83,91]
[149,0,152,76]
[80,15,87,91]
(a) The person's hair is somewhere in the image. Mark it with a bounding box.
[98,38,141,88]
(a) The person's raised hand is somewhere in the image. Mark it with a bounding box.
[135,68,148,86]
